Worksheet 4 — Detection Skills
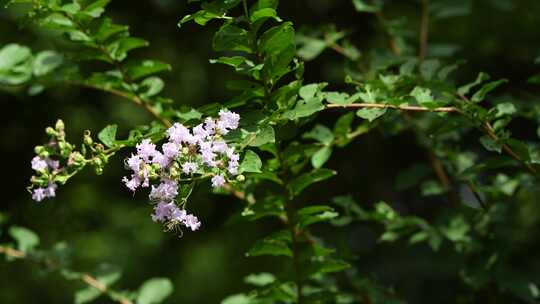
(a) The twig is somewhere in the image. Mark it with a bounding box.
[419,0,430,61]
[0,245,133,304]
[483,122,537,174]
[70,81,172,128]
[457,94,537,175]
[326,103,459,113]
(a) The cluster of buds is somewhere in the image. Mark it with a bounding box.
[123,110,243,233]
[29,120,112,202]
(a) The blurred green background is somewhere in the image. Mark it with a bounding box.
[2,0,540,303]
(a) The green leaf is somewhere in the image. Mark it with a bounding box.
[356,108,386,122]
[311,146,333,168]
[282,96,324,120]
[495,102,516,117]
[240,150,262,173]
[82,0,111,18]
[8,226,39,253]
[299,83,326,100]
[297,36,327,61]
[213,24,253,53]
[137,278,174,304]
[457,72,490,96]
[244,273,276,286]
[419,59,440,80]
[33,51,63,77]
[98,124,118,148]
[471,79,508,102]
[139,77,164,98]
[307,259,351,276]
[297,205,339,228]
[410,86,434,105]
[352,0,383,12]
[259,22,295,56]
[479,135,502,153]
[247,231,292,257]
[250,125,275,147]
[250,8,281,23]
[221,294,252,304]
[324,91,350,105]
[303,124,334,145]
[288,168,337,197]
[0,43,33,85]
[74,287,101,304]
[107,37,148,61]
[125,60,171,80]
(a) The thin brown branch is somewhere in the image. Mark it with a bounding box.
[75,82,172,128]
[456,94,537,175]
[0,245,133,304]
[419,0,430,61]
[483,122,537,174]
[326,103,459,113]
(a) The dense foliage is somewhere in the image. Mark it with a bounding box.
[2,0,540,303]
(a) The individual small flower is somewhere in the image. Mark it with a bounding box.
[193,123,211,140]
[184,214,201,231]
[152,151,171,169]
[32,188,46,202]
[45,158,60,170]
[211,140,228,153]
[170,208,187,223]
[152,201,176,222]
[149,180,178,202]
[126,154,142,172]
[167,123,192,144]
[31,156,48,171]
[44,182,57,197]
[228,161,239,175]
[123,175,142,192]
[211,174,226,188]
[136,139,157,162]
[217,109,240,134]
[182,162,198,174]
[31,182,57,202]
[162,142,179,159]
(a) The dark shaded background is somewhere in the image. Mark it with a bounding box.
[2,0,540,303]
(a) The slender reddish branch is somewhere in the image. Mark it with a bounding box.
[326,103,459,113]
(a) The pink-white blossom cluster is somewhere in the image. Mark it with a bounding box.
[122,110,241,233]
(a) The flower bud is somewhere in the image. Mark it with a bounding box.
[236,174,245,182]
[55,119,65,132]
[58,141,73,157]
[68,151,85,167]
[34,146,50,157]
[182,147,190,154]
[45,126,57,136]
[83,131,93,146]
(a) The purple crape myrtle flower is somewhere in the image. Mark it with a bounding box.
[167,123,195,145]
[123,110,242,233]
[32,182,57,202]
[31,156,48,171]
[149,180,179,202]
[211,174,226,188]
[162,142,180,159]
[182,162,198,174]
[136,139,158,162]
[216,110,240,134]
[151,201,201,231]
